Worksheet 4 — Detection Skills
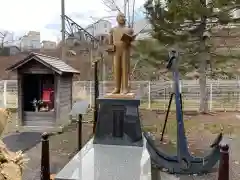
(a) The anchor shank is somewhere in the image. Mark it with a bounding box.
[171,54,190,161]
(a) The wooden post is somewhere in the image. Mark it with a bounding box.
[89,81,92,107]
[78,114,82,151]
[148,81,151,109]
[209,83,213,112]
[218,143,229,180]
[41,132,50,180]
[151,163,160,180]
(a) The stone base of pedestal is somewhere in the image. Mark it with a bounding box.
[54,138,151,180]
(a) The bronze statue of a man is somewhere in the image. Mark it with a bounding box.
[107,12,135,94]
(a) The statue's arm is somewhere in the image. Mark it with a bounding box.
[128,28,136,44]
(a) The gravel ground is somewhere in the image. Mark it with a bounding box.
[2,111,240,180]
[158,136,239,180]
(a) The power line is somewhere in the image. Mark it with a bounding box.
[61,0,66,61]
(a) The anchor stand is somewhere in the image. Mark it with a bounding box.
[161,92,183,141]
[144,50,223,174]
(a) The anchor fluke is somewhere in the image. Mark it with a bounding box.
[144,131,222,174]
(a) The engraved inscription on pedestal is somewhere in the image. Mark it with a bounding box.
[112,105,124,138]
[93,98,143,147]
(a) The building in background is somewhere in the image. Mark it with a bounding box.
[86,19,112,43]
[86,19,111,37]
[0,46,21,56]
[42,40,57,49]
[66,19,112,47]
[20,31,41,51]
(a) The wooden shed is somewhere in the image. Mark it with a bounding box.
[6,52,80,130]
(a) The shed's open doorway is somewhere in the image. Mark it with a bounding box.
[23,74,54,112]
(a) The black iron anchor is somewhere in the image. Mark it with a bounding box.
[143,50,222,174]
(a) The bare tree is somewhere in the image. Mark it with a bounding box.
[101,0,138,28]
[101,0,121,12]
[0,31,25,54]
[0,31,10,48]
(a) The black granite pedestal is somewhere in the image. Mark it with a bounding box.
[93,98,143,147]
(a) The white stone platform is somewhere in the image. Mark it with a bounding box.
[55,138,151,180]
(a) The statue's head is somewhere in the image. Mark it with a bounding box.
[116,12,126,25]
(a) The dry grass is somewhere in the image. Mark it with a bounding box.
[140,99,240,111]
[141,110,240,144]
[142,116,203,142]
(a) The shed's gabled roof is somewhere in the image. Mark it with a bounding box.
[6,52,80,75]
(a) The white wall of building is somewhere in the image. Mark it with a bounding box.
[42,41,56,49]
[20,31,41,51]
[233,9,240,19]
[86,20,112,37]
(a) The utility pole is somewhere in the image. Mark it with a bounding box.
[61,0,66,61]
[124,0,127,15]
[132,0,135,27]
[127,0,130,27]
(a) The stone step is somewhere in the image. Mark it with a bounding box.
[17,125,62,133]
[23,120,55,126]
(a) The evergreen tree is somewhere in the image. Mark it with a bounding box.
[142,0,240,113]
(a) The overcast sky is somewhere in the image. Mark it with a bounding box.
[0,0,145,42]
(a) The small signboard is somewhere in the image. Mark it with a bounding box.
[69,100,89,116]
